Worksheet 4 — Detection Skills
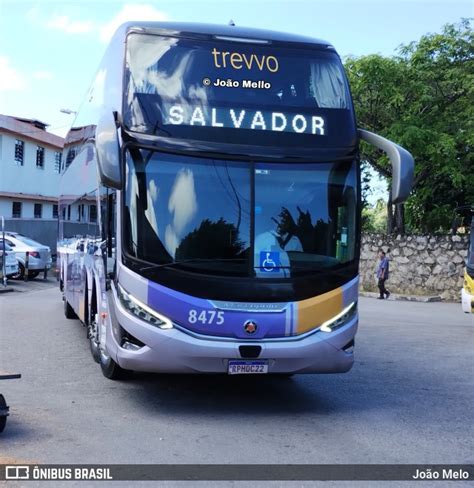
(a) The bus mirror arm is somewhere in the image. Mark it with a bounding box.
[113,111,122,128]
[96,111,123,190]
[358,129,414,204]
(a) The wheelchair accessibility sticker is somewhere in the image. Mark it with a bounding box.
[259,251,280,272]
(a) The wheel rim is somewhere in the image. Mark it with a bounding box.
[89,314,100,349]
[11,264,24,279]
[88,313,97,340]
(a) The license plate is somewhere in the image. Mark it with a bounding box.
[228,360,269,375]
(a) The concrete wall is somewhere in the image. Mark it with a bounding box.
[1,201,97,254]
[360,233,470,300]
[2,219,58,254]
[2,218,99,255]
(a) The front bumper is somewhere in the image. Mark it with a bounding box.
[107,294,357,374]
[5,264,18,277]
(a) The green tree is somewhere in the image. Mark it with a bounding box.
[362,198,387,233]
[345,19,474,233]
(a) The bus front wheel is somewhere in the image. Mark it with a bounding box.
[88,313,100,364]
[0,394,7,433]
[100,354,128,380]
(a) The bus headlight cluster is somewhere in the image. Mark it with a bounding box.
[319,302,357,333]
[116,284,173,329]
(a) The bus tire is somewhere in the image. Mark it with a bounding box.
[64,297,77,319]
[83,284,89,328]
[0,394,7,433]
[87,288,100,363]
[99,354,127,380]
[11,263,24,280]
[89,315,100,364]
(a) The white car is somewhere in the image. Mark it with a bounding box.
[0,241,19,278]
[1,233,52,279]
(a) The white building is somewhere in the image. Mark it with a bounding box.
[0,114,64,251]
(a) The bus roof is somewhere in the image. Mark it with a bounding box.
[114,21,335,50]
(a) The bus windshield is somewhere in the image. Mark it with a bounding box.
[123,34,354,148]
[124,150,357,277]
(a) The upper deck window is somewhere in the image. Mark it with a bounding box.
[123,34,354,148]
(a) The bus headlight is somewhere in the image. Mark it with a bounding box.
[319,302,357,333]
[116,283,173,329]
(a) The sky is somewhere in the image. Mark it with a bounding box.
[0,0,472,201]
[0,0,471,137]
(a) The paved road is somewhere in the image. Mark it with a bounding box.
[0,280,473,485]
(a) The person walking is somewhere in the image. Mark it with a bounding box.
[376,250,390,299]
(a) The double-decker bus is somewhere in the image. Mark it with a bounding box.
[58,22,414,378]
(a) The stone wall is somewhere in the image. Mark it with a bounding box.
[359,233,470,300]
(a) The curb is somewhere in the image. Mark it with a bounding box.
[359,291,442,303]
[0,286,14,294]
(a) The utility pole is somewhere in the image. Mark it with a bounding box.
[1,216,7,287]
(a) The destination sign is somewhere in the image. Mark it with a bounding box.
[163,103,326,136]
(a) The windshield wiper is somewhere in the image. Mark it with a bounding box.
[139,258,246,272]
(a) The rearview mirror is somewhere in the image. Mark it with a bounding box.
[96,111,122,189]
[358,129,414,204]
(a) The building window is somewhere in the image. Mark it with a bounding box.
[12,201,22,218]
[36,146,45,168]
[67,206,71,221]
[53,204,59,219]
[34,203,42,219]
[54,152,62,173]
[77,204,84,222]
[65,148,76,169]
[14,139,24,165]
[89,204,97,223]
